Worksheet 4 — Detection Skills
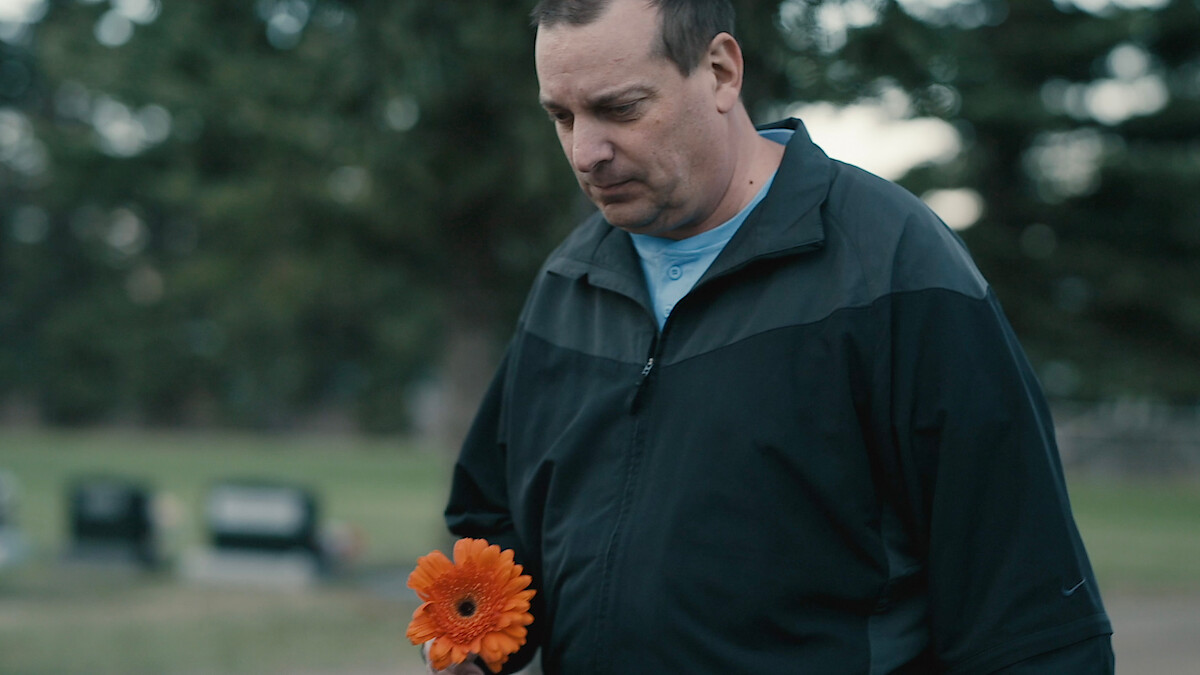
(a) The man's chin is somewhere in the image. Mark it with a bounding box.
[601,207,702,240]
[597,204,657,234]
[605,217,661,236]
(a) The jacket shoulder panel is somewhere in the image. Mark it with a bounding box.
[823,161,989,301]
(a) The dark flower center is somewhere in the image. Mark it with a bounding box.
[457,597,477,617]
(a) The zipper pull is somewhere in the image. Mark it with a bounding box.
[629,357,655,413]
[640,357,655,378]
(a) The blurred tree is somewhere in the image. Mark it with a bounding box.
[738,0,1200,402]
[4,0,575,438]
[0,0,1196,438]
[352,2,580,445]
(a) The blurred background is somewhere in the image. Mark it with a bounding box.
[0,0,1197,673]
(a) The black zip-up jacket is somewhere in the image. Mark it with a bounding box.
[446,119,1113,674]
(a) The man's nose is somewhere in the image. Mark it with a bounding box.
[570,120,614,174]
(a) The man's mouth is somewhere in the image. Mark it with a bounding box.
[591,179,631,190]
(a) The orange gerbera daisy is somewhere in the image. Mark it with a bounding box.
[406,538,536,673]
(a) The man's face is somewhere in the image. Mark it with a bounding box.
[535,0,732,239]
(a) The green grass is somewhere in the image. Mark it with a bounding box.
[1069,477,1200,593]
[1,427,1198,673]
[0,427,452,567]
[0,427,451,674]
[0,567,414,675]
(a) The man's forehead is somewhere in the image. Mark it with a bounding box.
[533,0,663,74]
[535,28,671,109]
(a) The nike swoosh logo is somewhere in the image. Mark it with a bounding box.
[1062,578,1087,596]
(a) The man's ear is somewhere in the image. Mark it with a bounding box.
[707,32,743,113]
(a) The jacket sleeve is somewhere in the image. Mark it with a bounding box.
[889,285,1112,674]
[991,635,1114,673]
[443,347,544,674]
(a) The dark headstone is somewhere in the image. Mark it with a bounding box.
[0,469,16,529]
[0,469,28,569]
[67,476,160,567]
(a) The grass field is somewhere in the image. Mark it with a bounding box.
[1069,477,1200,593]
[0,428,452,568]
[0,427,1197,673]
[0,428,450,674]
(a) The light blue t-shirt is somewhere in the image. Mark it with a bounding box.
[630,129,791,330]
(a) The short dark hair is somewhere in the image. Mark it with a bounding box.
[530,0,736,75]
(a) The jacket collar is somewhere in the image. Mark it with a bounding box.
[546,118,831,297]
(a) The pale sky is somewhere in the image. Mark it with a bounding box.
[792,99,984,230]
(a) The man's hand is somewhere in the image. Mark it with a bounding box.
[423,641,488,675]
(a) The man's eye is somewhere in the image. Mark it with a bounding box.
[608,102,639,119]
[548,110,573,126]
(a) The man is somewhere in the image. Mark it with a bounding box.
[430,0,1114,672]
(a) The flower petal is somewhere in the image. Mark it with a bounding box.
[498,547,515,566]
[482,631,519,657]
[407,550,454,597]
[428,637,455,670]
[452,537,489,564]
[503,575,532,595]
[482,653,508,673]
[405,606,440,644]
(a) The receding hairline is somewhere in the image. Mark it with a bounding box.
[531,0,735,77]
[532,1,672,84]
[530,0,623,29]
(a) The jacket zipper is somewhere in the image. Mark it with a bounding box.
[628,330,659,413]
[596,329,658,674]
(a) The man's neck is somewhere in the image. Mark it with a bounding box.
[660,118,784,241]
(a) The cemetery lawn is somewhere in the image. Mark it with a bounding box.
[0,427,448,675]
[1068,478,1200,593]
[0,427,451,567]
[0,428,1198,673]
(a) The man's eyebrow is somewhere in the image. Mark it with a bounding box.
[588,86,654,107]
[539,86,655,111]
